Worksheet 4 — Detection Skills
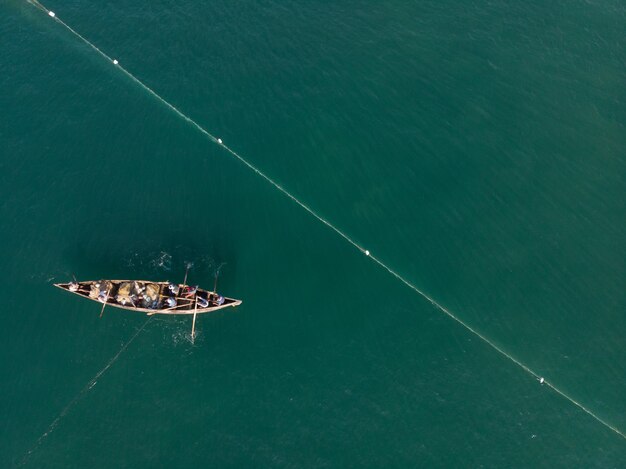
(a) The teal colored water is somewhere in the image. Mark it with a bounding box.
[2,0,625,466]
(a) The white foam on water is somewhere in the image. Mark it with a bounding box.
[149,251,173,271]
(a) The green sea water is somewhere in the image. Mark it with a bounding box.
[1,0,625,466]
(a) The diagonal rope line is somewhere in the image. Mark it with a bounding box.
[24,0,626,442]
[19,317,152,466]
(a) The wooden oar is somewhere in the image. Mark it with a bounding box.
[181,265,190,293]
[154,301,196,313]
[99,289,111,318]
[212,263,226,293]
[191,297,198,343]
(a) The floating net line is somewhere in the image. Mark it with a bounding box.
[19,317,152,466]
[24,0,625,442]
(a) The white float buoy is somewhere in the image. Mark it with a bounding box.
[113,59,119,65]
[539,377,544,384]
[48,11,56,17]
[217,138,223,144]
[365,250,370,256]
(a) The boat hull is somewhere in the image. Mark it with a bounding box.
[54,280,242,316]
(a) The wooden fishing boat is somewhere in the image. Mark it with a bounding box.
[55,279,241,340]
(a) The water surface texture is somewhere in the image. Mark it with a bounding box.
[1,0,625,467]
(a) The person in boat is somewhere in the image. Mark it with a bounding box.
[116,282,135,306]
[209,293,225,306]
[90,280,112,300]
[69,281,79,292]
[182,285,198,298]
[142,283,159,309]
[164,297,177,308]
[133,281,145,295]
[167,283,180,296]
